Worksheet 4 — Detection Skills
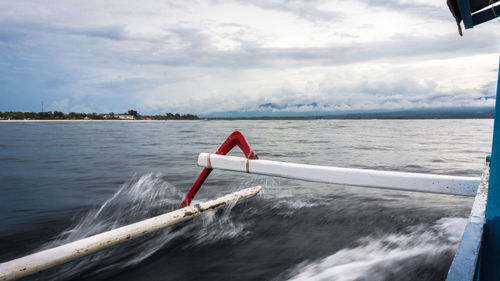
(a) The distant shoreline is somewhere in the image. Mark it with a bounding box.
[201,107,495,120]
[0,119,187,122]
[0,117,494,122]
[0,111,200,121]
[205,117,494,120]
[1,107,493,121]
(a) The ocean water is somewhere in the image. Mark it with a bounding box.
[0,119,493,281]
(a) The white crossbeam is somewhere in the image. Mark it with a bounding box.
[198,153,479,196]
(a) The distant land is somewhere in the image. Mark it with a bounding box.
[1,107,494,121]
[202,107,495,120]
[0,110,199,121]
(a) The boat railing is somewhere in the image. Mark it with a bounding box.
[446,160,489,281]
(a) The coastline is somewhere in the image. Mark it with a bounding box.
[0,118,494,122]
[0,119,171,122]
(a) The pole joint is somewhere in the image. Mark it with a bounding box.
[179,131,257,207]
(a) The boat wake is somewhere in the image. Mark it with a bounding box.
[26,174,467,281]
[286,217,467,281]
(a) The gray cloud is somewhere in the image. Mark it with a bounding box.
[365,0,450,20]
[231,0,448,23]
[132,28,498,69]
[0,29,24,42]
[0,20,151,42]
[235,78,496,113]
[54,25,130,41]
[235,0,343,22]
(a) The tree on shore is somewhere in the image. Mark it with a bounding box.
[127,110,139,118]
[54,111,64,119]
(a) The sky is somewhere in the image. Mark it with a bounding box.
[0,0,499,116]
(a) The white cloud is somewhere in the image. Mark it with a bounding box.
[0,0,498,115]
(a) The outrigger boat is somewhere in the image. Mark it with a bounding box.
[1,1,499,280]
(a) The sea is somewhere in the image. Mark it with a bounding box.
[0,119,493,281]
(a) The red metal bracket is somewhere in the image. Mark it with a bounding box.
[180,131,258,207]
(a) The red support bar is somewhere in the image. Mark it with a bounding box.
[180,131,258,207]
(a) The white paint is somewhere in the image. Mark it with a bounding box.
[199,153,480,196]
[0,186,262,281]
[469,163,489,223]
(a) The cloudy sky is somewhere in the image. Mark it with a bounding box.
[0,0,499,115]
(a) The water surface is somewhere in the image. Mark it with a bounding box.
[0,119,493,280]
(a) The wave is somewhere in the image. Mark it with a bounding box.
[286,217,467,281]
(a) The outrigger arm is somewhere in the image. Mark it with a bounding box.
[0,187,261,281]
[180,131,258,207]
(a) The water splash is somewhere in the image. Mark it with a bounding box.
[271,198,324,217]
[188,201,250,247]
[33,173,247,280]
[286,217,467,281]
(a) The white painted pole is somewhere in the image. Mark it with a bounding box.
[0,186,262,281]
[199,153,480,196]
[468,164,489,223]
